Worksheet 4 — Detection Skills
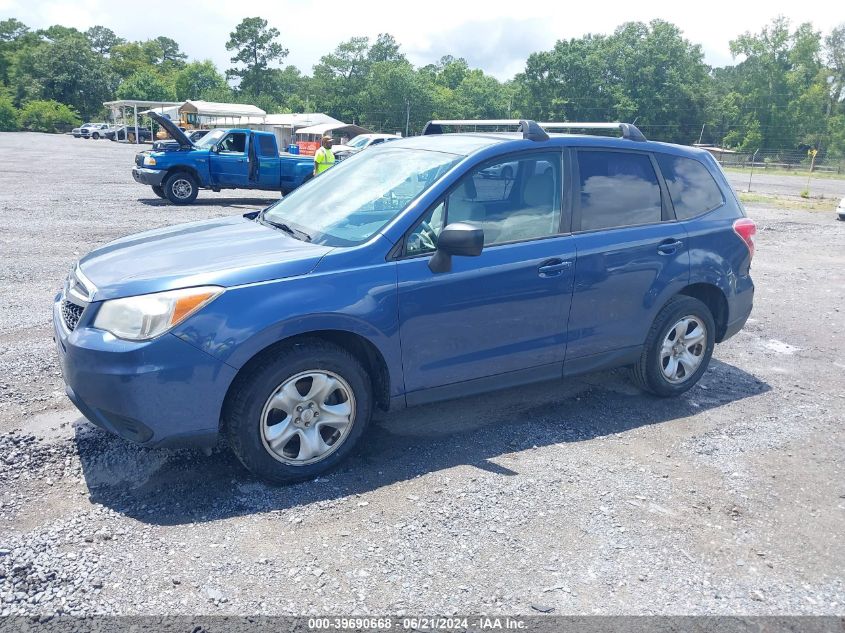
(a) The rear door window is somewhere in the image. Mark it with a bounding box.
[656,154,725,219]
[577,150,662,231]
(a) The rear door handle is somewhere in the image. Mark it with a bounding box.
[658,239,683,255]
[538,259,572,277]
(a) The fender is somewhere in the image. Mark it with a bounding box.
[172,237,404,397]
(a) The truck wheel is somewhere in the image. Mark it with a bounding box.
[92,132,100,140]
[151,185,166,199]
[224,338,372,484]
[631,296,715,397]
[163,172,198,204]
[127,132,136,143]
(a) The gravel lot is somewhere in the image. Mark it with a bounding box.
[0,132,843,617]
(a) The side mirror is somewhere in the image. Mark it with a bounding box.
[210,145,219,153]
[428,222,484,273]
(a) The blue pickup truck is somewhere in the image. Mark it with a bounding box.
[131,112,315,204]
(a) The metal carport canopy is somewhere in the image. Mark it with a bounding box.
[295,122,372,137]
[102,100,182,144]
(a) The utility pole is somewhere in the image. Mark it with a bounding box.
[697,123,705,145]
[405,98,410,138]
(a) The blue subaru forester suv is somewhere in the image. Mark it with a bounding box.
[54,120,755,483]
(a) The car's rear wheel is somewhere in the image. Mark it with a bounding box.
[151,185,166,199]
[631,295,715,397]
[163,172,198,204]
[224,339,372,484]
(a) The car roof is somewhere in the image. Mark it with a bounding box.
[389,132,712,161]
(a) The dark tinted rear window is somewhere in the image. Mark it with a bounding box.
[577,151,662,231]
[656,154,724,219]
[257,135,276,157]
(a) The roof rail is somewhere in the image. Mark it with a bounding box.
[420,119,647,142]
[540,122,647,142]
[422,119,548,141]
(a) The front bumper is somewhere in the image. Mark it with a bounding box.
[53,296,237,448]
[132,167,167,187]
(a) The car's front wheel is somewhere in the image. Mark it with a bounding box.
[91,132,100,140]
[631,295,715,397]
[163,172,198,204]
[224,339,372,484]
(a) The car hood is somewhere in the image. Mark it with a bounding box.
[147,111,193,149]
[79,215,333,300]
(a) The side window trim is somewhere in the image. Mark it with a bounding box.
[395,148,569,259]
[572,147,668,233]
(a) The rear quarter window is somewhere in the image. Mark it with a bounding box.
[656,154,725,220]
[257,135,277,157]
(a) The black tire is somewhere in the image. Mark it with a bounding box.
[224,338,373,484]
[631,295,715,397]
[163,171,198,205]
[92,132,99,140]
[151,185,166,199]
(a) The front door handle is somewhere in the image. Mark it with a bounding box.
[658,239,683,255]
[538,259,572,277]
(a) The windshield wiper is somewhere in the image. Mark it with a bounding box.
[258,213,311,242]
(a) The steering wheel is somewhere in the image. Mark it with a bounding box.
[417,220,438,251]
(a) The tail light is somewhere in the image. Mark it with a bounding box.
[733,218,756,260]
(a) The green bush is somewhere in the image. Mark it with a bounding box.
[17,100,81,133]
[0,96,18,131]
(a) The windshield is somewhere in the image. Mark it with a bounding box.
[347,136,370,149]
[194,129,226,148]
[263,147,461,246]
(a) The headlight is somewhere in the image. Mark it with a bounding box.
[93,286,223,341]
[143,155,157,166]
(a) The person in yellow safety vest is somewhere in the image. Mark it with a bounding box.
[313,135,335,176]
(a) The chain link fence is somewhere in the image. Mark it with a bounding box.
[705,147,845,174]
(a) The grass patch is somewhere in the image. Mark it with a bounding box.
[738,191,838,212]
[724,166,845,181]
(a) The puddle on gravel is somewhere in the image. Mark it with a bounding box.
[764,339,801,355]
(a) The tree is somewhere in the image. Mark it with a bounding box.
[726,17,827,148]
[154,36,187,68]
[311,37,371,122]
[17,99,80,132]
[174,60,229,100]
[0,18,30,86]
[116,68,176,101]
[368,33,404,64]
[825,24,845,114]
[226,17,288,96]
[0,94,17,130]
[14,33,116,119]
[85,25,124,56]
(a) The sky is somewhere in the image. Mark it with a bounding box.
[2,0,844,80]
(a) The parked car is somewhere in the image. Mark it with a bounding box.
[152,129,210,151]
[71,123,93,138]
[104,125,153,143]
[53,119,755,484]
[333,133,400,160]
[72,123,109,139]
[837,197,845,221]
[131,112,315,203]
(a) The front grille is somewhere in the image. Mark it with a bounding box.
[61,300,84,332]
